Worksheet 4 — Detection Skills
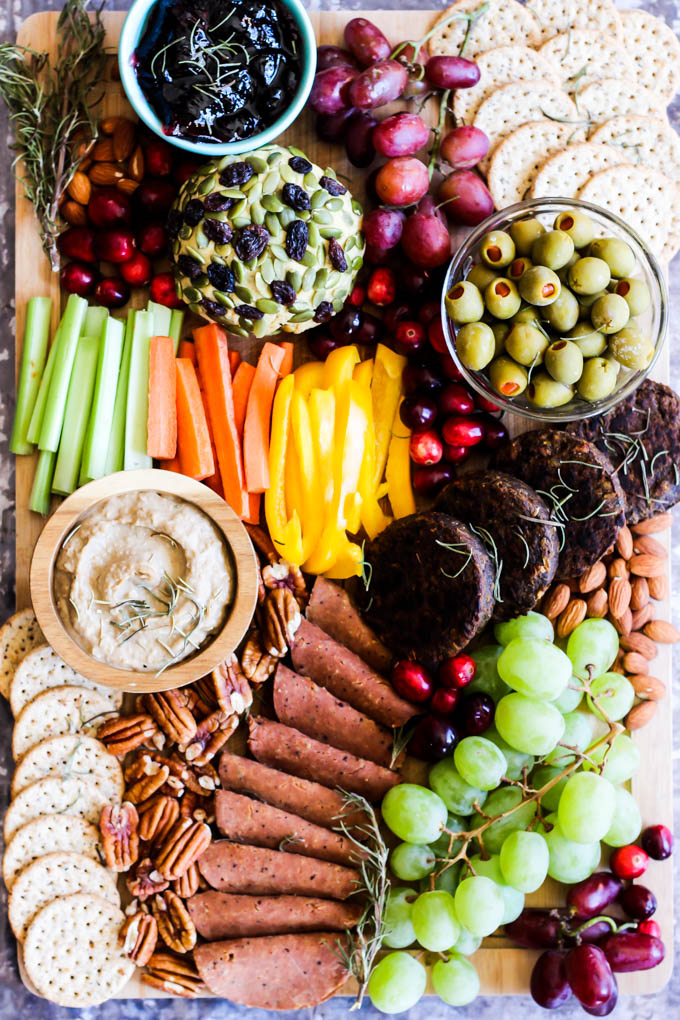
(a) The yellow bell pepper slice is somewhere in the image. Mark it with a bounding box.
[386,398,416,520]
[353,358,374,389]
[290,390,324,562]
[293,360,325,400]
[323,344,360,389]
[324,538,364,579]
[371,344,407,490]
[284,428,304,522]
[264,374,304,565]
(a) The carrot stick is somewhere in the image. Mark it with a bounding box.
[147,336,177,459]
[243,342,286,493]
[175,358,215,480]
[232,361,256,435]
[195,358,225,498]
[277,341,295,379]
[228,349,241,375]
[178,339,196,363]
[160,455,181,472]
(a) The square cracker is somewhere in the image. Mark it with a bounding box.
[427,0,541,58]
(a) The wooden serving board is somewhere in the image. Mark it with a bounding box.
[13,8,673,1001]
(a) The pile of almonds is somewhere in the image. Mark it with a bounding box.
[542,512,678,732]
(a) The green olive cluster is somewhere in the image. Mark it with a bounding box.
[445,209,653,408]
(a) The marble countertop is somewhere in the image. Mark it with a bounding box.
[0,0,678,1017]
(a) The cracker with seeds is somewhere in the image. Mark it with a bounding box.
[590,115,680,184]
[11,734,123,802]
[539,29,635,92]
[525,0,622,43]
[4,775,109,842]
[530,142,629,199]
[579,79,668,128]
[2,815,101,889]
[427,0,541,58]
[12,685,116,761]
[0,608,44,700]
[10,642,122,716]
[621,9,680,100]
[452,45,559,125]
[487,121,585,210]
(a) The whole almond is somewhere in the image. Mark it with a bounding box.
[619,631,657,660]
[556,599,587,639]
[632,513,672,535]
[647,573,668,601]
[67,170,92,205]
[622,650,649,674]
[610,608,632,636]
[89,162,125,186]
[542,583,571,620]
[643,620,680,644]
[118,178,140,195]
[630,576,649,611]
[92,137,115,162]
[61,199,88,225]
[99,116,121,135]
[628,554,665,578]
[129,145,145,181]
[615,526,634,560]
[579,562,607,593]
[607,576,631,618]
[586,588,608,619]
[608,557,629,580]
[628,674,666,701]
[631,604,653,631]
[113,118,136,162]
[610,649,625,675]
[633,534,667,560]
[625,700,657,730]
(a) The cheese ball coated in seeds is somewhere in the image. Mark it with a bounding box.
[527,372,574,408]
[589,237,636,278]
[505,323,549,366]
[609,326,655,370]
[568,257,611,296]
[531,229,575,271]
[489,356,528,397]
[614,278,650,316]
[543,288,579,333]
[591,293,630,334]
[519,266,561,306]
[544,340,584,385]
[446,280,484,323]
[484,278,522,319]
[510,218,545,256]
[479,230,516,268]
[456,322,496,370]
[553,210,595,249]
[578,357,619,401]
[567,322,608,358]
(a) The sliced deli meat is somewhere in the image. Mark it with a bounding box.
[188,892,362,940]
[198,840,360,900]
[248,716,400,801]
[290,618,417,728]
[194,932,349,1009]
[306,577,392,672]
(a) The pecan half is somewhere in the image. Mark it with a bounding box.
[97,714,159,757]
[183,685,213,720]
[100,802,140,872]
[142,690,197,746]
[143,952,205,998]
[240,631,277,685]
[126,764,171,806]
[199,654,253,715]
[154,818,212,880]
[181,709,239,766]
[258,587,302,657]
[152,890,197,954]
[119,911,158,966]
[262,559,308,607]
[139,795,180,846]
[126,856,169,901]
[245,522,278,564]
[172,861,200,899]
[179,790,200,820]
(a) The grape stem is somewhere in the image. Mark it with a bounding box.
[427,88,451,180]
[572,915,618,937]
[389,2,490,61]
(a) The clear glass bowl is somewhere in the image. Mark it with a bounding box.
[440,198,668,423]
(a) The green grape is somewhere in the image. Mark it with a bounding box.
[429,760,488,815]
[421,862,461,895]
[545,711,593,766]
[469,854,524,924]
[390,843,436,881]
[583,733,640,784]
[557,772,616,843]
[411,890,461,952]
[432,953,480,1006]
[499,830,550,892]
[495,693,566,755]
[552,681,584,713]
[368,951,427,1014]
[542,813,601,883]
[454,736,508,790]
[484,726,534,780]
[382,784,448,844]
[567,619,619,679]
[453,927,483,955]
[469,645,511,702]
[430,814,466,857]
[383,888,417,949]
[498,638,571,701]
[602,786,642,848]
[469,787,537,855]
[494,611,554,646]
[532,765,568,812]
[586,673,635,722]
[454,876,505,936]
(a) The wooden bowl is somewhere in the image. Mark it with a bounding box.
[30,470,259,693]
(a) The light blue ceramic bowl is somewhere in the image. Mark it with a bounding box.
[118,0,317,156]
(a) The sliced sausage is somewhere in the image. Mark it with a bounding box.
[194,933,350,1009]
[248,716,400,802]
[274,664,395,768]
[198,840,360,900]
[306,577,393,672]
[187,892,362,940]
[290,618,417,728]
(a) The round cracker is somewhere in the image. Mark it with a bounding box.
[621,9,680,101]
[12,684,116,761]
[530,142,629,199]
[10,643,122,716]
[579,79,668,128]
[2,814,101,889]
[452,45,559,125]
[23,893,135,1007]
[487,121,584,209]
[590,115,680,185]
[0,608,44,700]
[11,734,123,802]
[4,775,109,842]
[427,0,541,58]
[9,851,118,940]
[525,0,622,43]
[539,29,635,92]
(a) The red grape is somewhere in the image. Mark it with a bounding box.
[344,17,391,67]
[461,691,494,735]
[440,354,464,381]
[137,221,168,257]
[345,110,377,168]
[356,311,382,345]
[402,362,442,395]
[309,65,358,115]
[409,715,460,761]
[393,41,428,65]
[394,321,426,355]
[442,415,484,447]
[409,429,443,466]
[506,909,570,949]
[439,169,494,225]
[425,55,480,90]
[391,660,433,703]
[384,301,415,332]
[93,276,130,308]
[577,920,618,944]
[565,945,617,1011]
[641,824,673,860]
[440,125,490,169]
[444,444,471,465]
[317,44,357,71]
[373,112,430,157]
[583,986,618,1017]
[308,332,340,359]
[367,267,397,306]
[439,653,475,690]
[531,951,572,1010]
[400,263,432,297]
[120,251,152,286]
[60,261,98,296]
[475,393,501,412]
[348,60,409,110]
[364,244,392,266]
[401,213,451,268]
[610,844,649,880]
[412,464,453,495]
[419,299,440,326]
[439,383,474,416]
[88,187,131,227]
[400,395,437,430]
[599,933,665,973]
[58,226,96,263]
[363,208,404,250]
[566,873,622,921]
[376,157,430,206]
[481,416,509,449]
[316,108,354,142]
[94,227,136,263]
[330,305,363,342]
[431,687,459,716]
[619,884,656,920]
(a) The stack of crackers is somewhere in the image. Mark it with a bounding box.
[429,0,680,263]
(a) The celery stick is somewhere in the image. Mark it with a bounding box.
[147,300,172,338]
[83,306,108,338]
[38,294,88,452]
[169,309,185,354]
[26,325,60,446]
[81,317,124,480]
[124,309,154,470]
[10,296,52,455]
[105,312,135,475]
[52,336,99,495]
[29,449,57,515]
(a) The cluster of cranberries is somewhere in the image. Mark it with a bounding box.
[59,139,195,309]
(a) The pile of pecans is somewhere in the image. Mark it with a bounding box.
[542,512,678,731]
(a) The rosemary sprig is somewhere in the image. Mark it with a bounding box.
[469,523,503,603]
[391,721,418,769]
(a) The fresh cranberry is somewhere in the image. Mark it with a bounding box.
[431,687,459,715]
[610,845,649,881]
[638,920,661,938]
[144,139,174,177]
[400,263,431,297]
[384,301,415,333]
[475,393,501,413]
[442,415,484,447]
[482,416,509,449]
[394,320,426,356]
[619,885,657,920]
[418,299,440,326]
[641,825,673,861]
[120,251,152,286]
[439,382,474,416]
[440,653,476,690]
[94,227,136,263]
[460,691,494,735]
[149,272,184,309]
[134,180,177,219]
[88,187,131,227]
[440,353,464,381]
[58,226,96,263]
[364,243,391,266]
[93,276,130,308]
[173,160,201,185]
[307,332,340,360]
[412,464,453,495]
[391,660,433,703]
[137,221,168,258]
[367,267,397,306]
[356,311,382,344]
[400,395,437,430]
[60,261,98,296]
[443,443,472,464]
[409,429,443,466]
[402,362,442,395]
[347,283,366,306]
[409,715,460,761]
[428,318,447,353]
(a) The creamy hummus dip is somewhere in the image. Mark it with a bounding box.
[55,491,234,672]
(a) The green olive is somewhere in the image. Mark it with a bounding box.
[527,371,574,408]
[567,321,608,358]
[531,229,575,271]
[590,293,630,334]
[519,266,562,306]
[568,257,611,295]
[490,321,510,357]
[507,257,533,281]
[557,252,580,284]
[456,322,496,370]
[543,287,580,333]
[505,323,549,366]
[484,277,522,319]
[544,339,584,385]
[446,280,484,323]
[480,230,516,268]
[510,218,545,256]
[489,356,528,398]
[512,306,541,325]
[589,237,636,278]
[614,278,650,316]
[467,263,498,290]
[577,357,619,402]
[578,289,609,311]
[553,209,596,249]
[609,326,655,370]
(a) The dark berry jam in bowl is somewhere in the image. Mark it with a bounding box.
[119,0,317,155]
